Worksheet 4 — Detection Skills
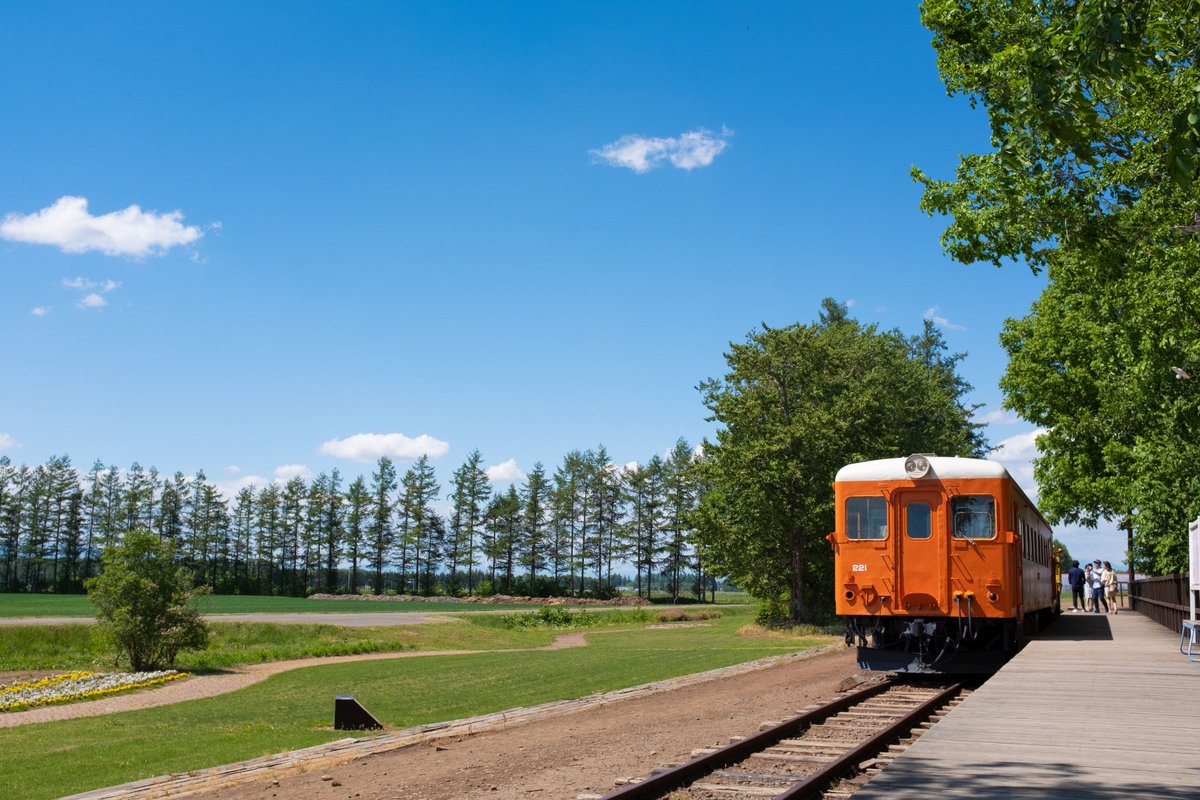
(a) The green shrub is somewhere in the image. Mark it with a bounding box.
[85,530,209,671]
[653,609,722,623]
[485,607,655,630]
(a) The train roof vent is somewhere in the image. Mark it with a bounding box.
[904,454,933,479]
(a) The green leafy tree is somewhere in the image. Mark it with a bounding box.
[695,300,985,623]
[916,1,1200,573]
[86,529,210,670]
[1054,538,1072,575]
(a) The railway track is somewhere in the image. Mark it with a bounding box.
[589,678,966,800]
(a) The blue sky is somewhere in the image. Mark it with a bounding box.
[0,3,1125,563]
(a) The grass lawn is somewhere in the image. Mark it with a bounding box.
[0,607,834,800]
[0,593,539,618]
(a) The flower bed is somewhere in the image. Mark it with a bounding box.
[0,670,188,712]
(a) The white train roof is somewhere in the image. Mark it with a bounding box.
[835,456,1010,483]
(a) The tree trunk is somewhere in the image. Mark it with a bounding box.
[789,532,808,622]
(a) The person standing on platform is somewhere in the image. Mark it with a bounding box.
[1091,559,1108,613]
[1083,563,1095,612]
[1067,560,1085,612]
[1102,561,1118,615]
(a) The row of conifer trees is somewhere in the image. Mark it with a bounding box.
[0,439,706,598]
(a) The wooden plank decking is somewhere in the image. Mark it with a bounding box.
[854,611,1200,799]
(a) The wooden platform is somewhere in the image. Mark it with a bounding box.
[854,611,1200,799]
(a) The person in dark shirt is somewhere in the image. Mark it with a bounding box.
[1066,560,1085,612]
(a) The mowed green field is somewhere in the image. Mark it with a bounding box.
[0,593,540,617]
[0,618,549,672]
[0,607,834,800]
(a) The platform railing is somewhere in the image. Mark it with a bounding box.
[1130,573,1199,633]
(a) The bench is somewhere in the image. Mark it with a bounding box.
[1181,619,1200,662]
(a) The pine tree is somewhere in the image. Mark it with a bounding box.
[368,457,397,594]
[80,460,106,583]
[520,463,549,591]
[255,483,283,594]
[662,439,697,603]
[344,476,370,594]
[280,476,307,596]
[397,456,439,594]
[158,472,189,545]
[320,470,344,593]
[449,451,490,595]
[485,486,521,592]
[0,457,20,590]
[231,487,256,592]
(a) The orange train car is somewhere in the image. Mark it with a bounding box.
[829,454,1058,672]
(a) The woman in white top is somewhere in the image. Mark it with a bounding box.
[1101,561,1118,614]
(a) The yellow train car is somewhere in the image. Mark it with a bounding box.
[830,454,1057,672]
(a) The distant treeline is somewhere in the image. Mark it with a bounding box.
[0,440,710,599]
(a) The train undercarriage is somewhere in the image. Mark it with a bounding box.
[844,614,1031,673]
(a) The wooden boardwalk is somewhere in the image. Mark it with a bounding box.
[854,611,1200,799]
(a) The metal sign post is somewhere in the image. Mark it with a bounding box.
[1190,518,1200,623]
[1180,519,1200,660]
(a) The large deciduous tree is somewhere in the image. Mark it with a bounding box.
[915,0,1200,573]
[695,300,984,623]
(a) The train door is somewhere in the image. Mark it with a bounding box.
[897,492,944,613]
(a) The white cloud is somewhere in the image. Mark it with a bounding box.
[485,458,526,482]
[1,196,204,257]
[0,433,16,451]
[78,293,107,309]
[101,279,120,292]
[274,463,313,482]
[214,474,269,500]
[923,306,966,332]
[973,409,1021,426]
[30,306,49,316]
[991,428,1045,462]
[990,427,1047,499]
[591,127,732,173]
[225,464,241,474]
[319,432,450,463]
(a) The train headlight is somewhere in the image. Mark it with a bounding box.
[904,454,931,479]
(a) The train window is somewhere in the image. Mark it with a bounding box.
[906,502,931,539]
[846,497,888,540]
[951,495,995,539]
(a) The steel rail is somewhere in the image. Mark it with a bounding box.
[595,679,895,800]
[773,681,962,800]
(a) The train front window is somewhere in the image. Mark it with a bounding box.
[906,502,931,539]
[951,495,995,539]
[846,497,887,540]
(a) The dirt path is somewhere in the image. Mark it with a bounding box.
[181,647,859,800]
[0,632,589,729]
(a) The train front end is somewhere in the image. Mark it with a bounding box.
[830,455,1031,673]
